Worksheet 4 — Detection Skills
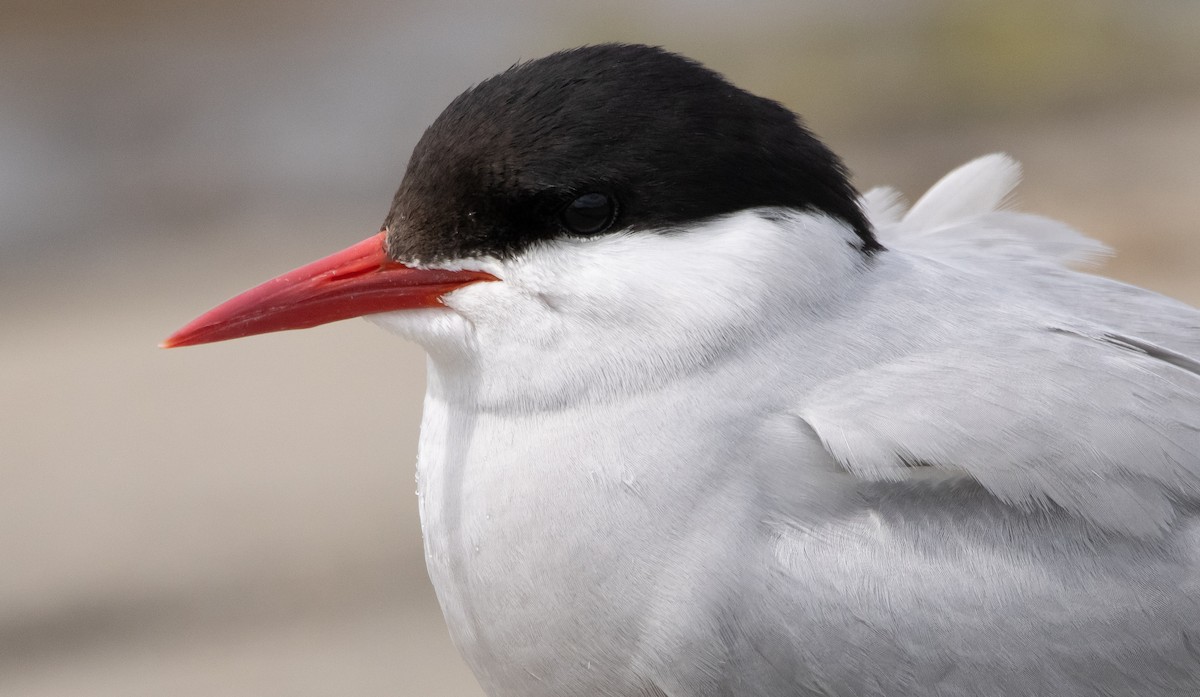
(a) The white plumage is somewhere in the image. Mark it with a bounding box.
[811,155,1200,536]
[159,42,1200,695]
[366,155,1200,696]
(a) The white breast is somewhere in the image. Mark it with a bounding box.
[414,354,850,696]
[370,174,1200,695]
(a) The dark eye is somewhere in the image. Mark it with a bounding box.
[560,192,617,235]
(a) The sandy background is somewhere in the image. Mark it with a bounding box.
[2,1,1198,695]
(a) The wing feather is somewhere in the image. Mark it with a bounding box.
[798,323,1200,536]
[809,155,1200,536]
[867,154,1110,268]
[900,153,1022,230]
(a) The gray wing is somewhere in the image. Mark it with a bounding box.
[801,156,1200,537]
[798,321,1200,536]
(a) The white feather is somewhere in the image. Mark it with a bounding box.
[797,320,1200,536]
[369,156,1200,697]
[860,186,907,226]
[901,152,1022,229]
[874,153,1111,267]
[794,155,1198,536]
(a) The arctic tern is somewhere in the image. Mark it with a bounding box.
[165,44,1200,696]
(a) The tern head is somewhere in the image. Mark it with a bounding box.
[164,44,880,398]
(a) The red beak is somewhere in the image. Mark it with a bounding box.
[162,232,497,348]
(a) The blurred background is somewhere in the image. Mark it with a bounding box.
[2,1,1198,694]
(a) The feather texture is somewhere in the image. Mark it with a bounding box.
[798,323,1200,535]
[900,153,1022,230]
[872,154,1110,267]
[375,152,1200,696]
[805,154,1200,537]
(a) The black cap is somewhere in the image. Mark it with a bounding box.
[385,43,880,263]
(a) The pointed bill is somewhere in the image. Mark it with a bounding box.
[162,232,496,348]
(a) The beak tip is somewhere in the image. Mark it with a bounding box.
[160,326,203,349]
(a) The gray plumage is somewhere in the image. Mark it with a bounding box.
[378,154,1200,697]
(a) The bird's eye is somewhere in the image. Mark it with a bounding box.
[560,192,617,235]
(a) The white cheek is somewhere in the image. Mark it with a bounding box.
[365,307,473,347]
[364,211,866,408]
[505,211,861,331]
[444,280,567,348]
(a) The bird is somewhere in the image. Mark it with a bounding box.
[164,44,1200,697]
